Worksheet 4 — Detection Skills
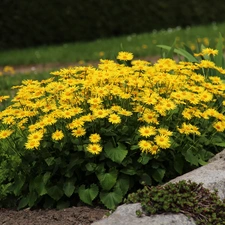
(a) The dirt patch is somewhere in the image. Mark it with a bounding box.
[0,206,109,225]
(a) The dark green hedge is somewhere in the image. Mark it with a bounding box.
[1,0,225,50]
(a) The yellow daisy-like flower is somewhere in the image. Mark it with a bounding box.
[138,140,152,153]
[0,95,10,102]
[108,113,121,124]
[138,126,156,137]
[86,144,102,154]
[72,127,86,137]
[154,134,171,149]
[25,140,40,150]
[117,51,133,61]
[202,48,218,56]
[89,133,101,143]
[52,130,64,141]
[0,129,14,139]
[213,121,225,132]
[27,130,44,142]
[177,123,201,136]
[158,128,173,136]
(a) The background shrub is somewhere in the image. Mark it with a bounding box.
[1,0,225,50]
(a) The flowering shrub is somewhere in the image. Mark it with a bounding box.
[0,48,225,210]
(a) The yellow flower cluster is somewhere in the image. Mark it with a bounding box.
[1,51,225,156]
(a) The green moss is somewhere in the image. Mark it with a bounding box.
[124,180,225,224]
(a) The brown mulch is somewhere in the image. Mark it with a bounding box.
[0,206,109,225]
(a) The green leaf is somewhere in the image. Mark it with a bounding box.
[100,188,123,209]
[115,175,130,195]
[13,174,25,196]
[140,173,152,185]
[152,168,165,183]
[173,155,184,175]
[78,184,99,205]
[28,191,38,207]
[97,169,118,191]
[85,163,97,172]
[120,166,137,175]
[166,39,176,59]
[212,142,225,147]
[157,45,198,62]
[63,181,75,197]
[182,148,199,166]
[104,141,128,163]
[18,197,28,210]
[215,33,224,68]
[47,186,64,201]
[130,145,139,150]
[138,153,152,165]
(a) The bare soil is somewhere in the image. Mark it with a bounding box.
[0,206,109,225]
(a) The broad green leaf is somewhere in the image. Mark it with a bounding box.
[31,175,47,196]
[85,163,97,172]
[63,181,75,197]
[130,145,139,150]
[115,175,130,195]
[18,196,28,209]
[47,185,64,201]
[97,169,118,191]
[104,141,128,163]
[13,174,25,196]
[182,148,199,166]
[100,188,123,209]
[78,184,99,205]
[120,166,137,175]
[138,153,152,165]
[28,191,38,207]
[152,168,165,183]
[173,154,184,175]
[140,173,152,185]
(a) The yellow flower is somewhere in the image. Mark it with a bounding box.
[0,95,10,102]
[93,109,110,119]
[52,130,64,141]
[27,130,44,142]
[158,128,173,136]
[117,51,133,61]
[138,126,156,137]
[89,133,101,143]
[213,121,225,132]
[138,140,152,153]
[202,48,218,56]
[88,97,103,105]
[86,144,102,154]
[0,129,14,139]
[108,113,121,124]
[72,127,86,137]
[177,123,201,136]
[25,140,40,150]
[154,135,171,149]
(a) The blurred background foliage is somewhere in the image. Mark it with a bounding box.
[1,0,225,50]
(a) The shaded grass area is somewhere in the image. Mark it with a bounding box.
[0,22,225,66]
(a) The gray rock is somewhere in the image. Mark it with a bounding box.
[92,203,195,225]
[92,149,225,225]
